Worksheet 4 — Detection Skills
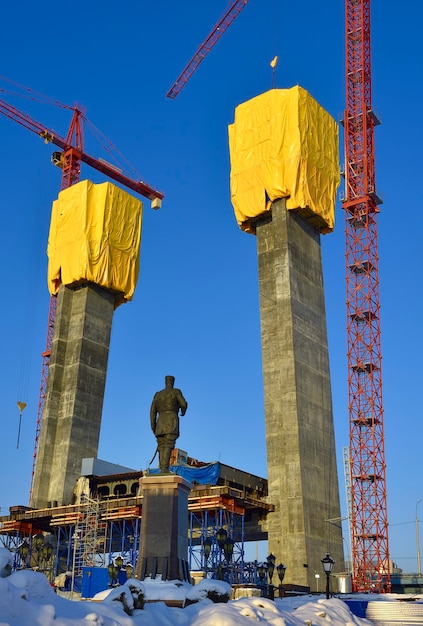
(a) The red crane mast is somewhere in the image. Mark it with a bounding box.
[0,91,163,503]
[166,0,249,99]
[342,0,390,592]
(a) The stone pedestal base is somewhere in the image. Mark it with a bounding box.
[135,474,192,582]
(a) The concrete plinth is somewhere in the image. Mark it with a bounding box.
[256,198,344,589]
[135,474,192,583]
[31,283,116,509]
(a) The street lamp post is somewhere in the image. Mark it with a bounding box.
[107,556,123,587]
[321,553,335,599]
[41,541,53,580]
[107,562,118,587]
[257,563,267,597]
[416,500,422,575]
[216,528,227,552]
[203,536,212,570]
[256,555,284,600]
[17,534,54,579]
[18,540,30,568]
[223,538,234,564]
[214,528,236,583]
[125,563,134,580]
[276,563,286,598]
[33,533,44,566]
[216,528,227,580]
[115,556,123,571]
[266,554,276,600]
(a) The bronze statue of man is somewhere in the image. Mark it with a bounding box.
[150,376,188,473]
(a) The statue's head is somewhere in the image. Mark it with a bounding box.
[165,375,175,387]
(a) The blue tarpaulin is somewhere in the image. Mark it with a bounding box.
[147,463,220,485]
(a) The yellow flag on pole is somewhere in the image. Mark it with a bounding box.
[270,56,279,69]
[16,401,27,449]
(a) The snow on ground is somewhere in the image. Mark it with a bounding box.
[0,546,374,626]
[0,570,373,626]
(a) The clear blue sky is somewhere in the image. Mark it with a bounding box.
[0,0,421,573]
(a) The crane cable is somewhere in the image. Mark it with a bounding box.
[16,169,48,450]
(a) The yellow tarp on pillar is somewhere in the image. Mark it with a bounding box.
[228,86,340,234]
[47,180,142,305]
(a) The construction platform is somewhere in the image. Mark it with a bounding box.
[0,455,272,583]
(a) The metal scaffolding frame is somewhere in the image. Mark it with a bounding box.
[1,466,271,589]
[106,519,140,568]
[189,507,245,584]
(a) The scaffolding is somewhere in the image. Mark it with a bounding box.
[0,463,272,588]
[189,506,245,583]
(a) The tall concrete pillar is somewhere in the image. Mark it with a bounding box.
[31,283,116,509]
[256,198,344,589]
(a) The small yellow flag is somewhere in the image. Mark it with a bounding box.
[16,401,27,449]
[270,56,279,69]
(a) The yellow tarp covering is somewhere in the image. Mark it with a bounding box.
[228,86,340,234]
[47,180,142,305]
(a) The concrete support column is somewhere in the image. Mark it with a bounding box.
[256,199,344,589]
[31,283,116,509]
[135,474,192,583]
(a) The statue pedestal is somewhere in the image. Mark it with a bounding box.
[135,474,192,582]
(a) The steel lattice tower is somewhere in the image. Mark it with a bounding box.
[342,0,390,592]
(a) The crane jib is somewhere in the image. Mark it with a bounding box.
[0,96,163,203]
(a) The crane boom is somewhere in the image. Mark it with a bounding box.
[0,97,164,202]
[166,0,249,99]
[342,0,390,592]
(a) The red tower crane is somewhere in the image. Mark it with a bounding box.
[0,86,164,502]
[342,0,390,592]
[166,0,249,99]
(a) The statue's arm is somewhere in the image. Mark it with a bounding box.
[176,390,188,416]
[150,395,158,432]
